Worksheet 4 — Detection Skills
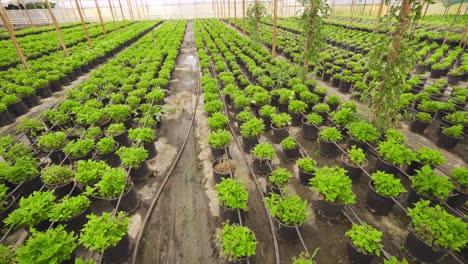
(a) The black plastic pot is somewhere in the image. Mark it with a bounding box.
[283,146,299,161]
[319,138,338,157]
[407,186,439,208]
[242,136,258,152]
[404,228,445,263]
[447,74,461,85]
[103,234,131,264]
[0,195,17,230]
[339,80,352,93]
[374,157,399,177]
[430,68,444,79]
[143,141,157,159]
[59,75,71,86]
[23,94,39,108]
[302,119,319,140]
[210,146,229,160]
[219,205,245,224]
[109,182,140,213]
[406,160,423,176]
[365,181,397,215]
[348,138,367,152]
[315,199,344,219]
[8,100,28,116]
[68,151,93,164]
[252,158,271,175]
[212,158,234,184]
[45,181,76,199]
[0,109,14,126]
[278,102,288,113]
[49,80,61,92]
[271,124,289,143]
[275,218,299,242]
[266,180,282,195]
[298,168,314,186]
[331,77,340,87]
[65,206,91,233]
[260,115,272,131]
[96,146,121,167]
[446,187,468,208]
[49,149,68,165]
[113,131,131,147]
[415,64,427,74]
[15,175,42,197]
[436,133,462,149]
[346,239,374,264]
[409,119,430,134]
[341,154,366,181]
[290,112,302,126]
[128,159,149,181]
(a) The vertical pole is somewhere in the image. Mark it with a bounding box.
[146,1,150,20]
[234,0,237,26]
[69,0,78,21]
[56,1,66,23]
[377,0,384,18]
[243,0,246,33]
[331,0,336,16]
[140,0,146,19]
[41,2,52,25]
[18,0,34,27]
[228,0,231,25]
[108,0,118,30]
[127,0,135,22]
[79,0,87,19]
[134,0,142,21]
[272,0,278,56]
[442,1,463,46]
[369,0,375,16]
[361,0,367,15]
[0,5,29,69]
[423,1,430,18]
[45,0,69,55]
[95,0,107,37]
[74,0,91,46]
[281,0,284,17]
[118,0,127,27]
[348,0,356,28]
[221,0,224,20]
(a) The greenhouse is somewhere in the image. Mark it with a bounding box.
[0,0,467,263]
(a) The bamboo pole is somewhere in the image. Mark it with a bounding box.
[234,0,237,26]
[68,0,78,21]
[460,26,467,48]
[79,0,87,19]
[45,0,69,55]
[41,2,52,25]
[18,0,34,27]
[362,0,367,15]
[56,1,66,23]
[221,0,224,19]
[118,0,127,27]
[442,1,463,46]
[140,0,146,19]
[349,0,356,28]
[331,0,335,16]
[272,0,278,56]
[134,0,142,21]
[94,0,107,37]
[108,0,117,30]
[145,1,150,19]
[0,5,29,69]
[228,0,231,25]
[376,0,384,18]
[74,0,91,46]
[281,0,284,17]
[127,0,135,22]
[242,0,246,33]
[369,0,375,16]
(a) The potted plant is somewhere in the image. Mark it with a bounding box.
[128,127,156,158]
[326,95,341,111]
[300,91,319,112]
[331,73,341,87]
[17,117,45,141]
[267,168,293,194]
[366,171,406,215]
[16,225,77,263]
[104,104,132,126]
[288,100,307,126]
[259,105,277,131]
[74,160,110,188]
[204,100,224,116]
[296,157,317,186]
[0,103,14,127]
[37,131,68,164]
[346,122,379,151]
[376,141,415,176]
[212,156,236,184]
[345,223,382,263]
[310,166,355,218]
[233,95,251,114]
[407,146,445,175]
[292,250,320,264]
[276,88,294,112]
[281,136,299,161]
[409,165,453,206]
[207,112,229,131]
[236,109,254,129]
[239,118,265,152]
[405,200,468,263]
[116,146,149,182]
[219,223,257,262]
[447,167,467,207]
[63,138,95,162]
[302,113,323,140]
[208,129,233,159]
[270,113,291,143]
[318,127,343,157]
[265,193,308,241]
[41,165,75,199]
[409,112,432,134]
[105,123,130,147]
[215,178,248,223]
[331,108,356,132]
[341,146,368,181]
[95,137,120,167]
[311,103,330,120]
[49,195,91,232]
[252,143,274,175]
[437,124,463,149]
[3,156,41,195]
[80,212,130,263]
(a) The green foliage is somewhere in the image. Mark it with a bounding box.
[233,94,251,109]
[49,195,90,222]
[105,123,126,137]
[240,118,265,137]
[345,223,382,256]
[265,193,308,225]
[281,136,297,150]
[271,113,291,128]
[208,130,232,148]
[326,95,341,105]
[312,103,330,113]
[116,147,148,168]
[331,108,357,127]
[3,157,39,183]
[252,91,271,106]
[411,165,453,200]
[414,147,445,166]
[300,91,320,104]
[442,124,463,138]
[384,256,408,264]
[74,160,110,185]
[292,250,320,264]
[16,225,77,264]
[128,127,155,143]
[145,89,166,103]
[276,88,295,104]
[296,157,316,173]
[37,131,67,151]
[288,100,308,114]
[17,117,45,138]
[204,100,224,114]
[41,165,74,187]
[104,104,131,123]
[0,244,14,264]
[371,171,406,197]
[84,127,103,140]
[348,146,366,165]
[268,168,293,186]
[319,127,343,142]
[215,178,249,210]
[385,128,406,143]
[79,212,129,253]
[207,112,229,131]
[63,139,94,158]
[236,109,254,122]
[408,200,468,251]
[0,184,8,211]
[377,140,415,165]
[3,142,33,161]
[259,105,277,117]
[4,190,55,228]
[252,143,275,160]
[347,122,379,142]
[310,166,355,204]
[451,167,468,186]
[306,113,323,125]
[415,112,432,123]
[220,224,257,261]
[96,137,117,154]
[91,167,127,199]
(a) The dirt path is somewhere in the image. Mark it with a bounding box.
[136,21,218,264]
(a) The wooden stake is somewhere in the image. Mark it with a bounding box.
[127,0,135,22]
[460,26,467,48]
[108,0,118,30]
[118,0,127,27]
[369,0,375,16]
[45,0,69,55]
[423,1,429,18]
[234,0,237,26]
[242,0,245,33]
[349,0,356,28]
[56,1,66,23]
[74,0,91,46]
[272,0,278,56]
[140,0,146,19]
[79,0,87,20]
[228,0,231,25]
[281,0,284,17]
[134,0,142,21]
[18,0,34,27]
[362,0,367,15]
[95,0,107,37]
[0,6,29,69]
[221,0,224,20]
[69,0,78,21]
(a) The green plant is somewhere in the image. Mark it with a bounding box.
[347,122,379,142]
[252,91,271,105]
[252,143,274,160]
[104,104,131,123]
[377,141,415,166]
[220,223,257,261]
[312,103,330,113]
[204,100,224,114]
[16,225,77,264]
[314,86,327,95]
[37,131,67,151]
[17,117,45,138]
[408,200,468,251]
[40,165,74,187]
[208,130,233,148]
[116,147,148,168]
[74,160,110,185]
[442,124,463,138]
[331,108,356,127]
[128,128,155,143]
[414,147,445,166]
[84,127,102,140]
[371,171,406,197]
[268,168,293,186]
[415,112,432,123]
[345,223,382,256]
[310,166,355,204]
[79,212,129,253]
[385,128,406,143]
[418,101,440,113]
[411,165,453,200]
[281,136,297,150]
[296,157,316,173]
[288,100,308,114]
[49,195,90,222]
[347,146,366,165]
[145,89,165,103]
[259,105,277,117]
[300,91,319,104]
[292,250,320,264]
[0,184,8,211]
[233,94,251,109]
[326,95,341,105]
[271,113,291,128]
[91,167,127,199]
[63,139,94,158]
[240,118,265,137]
[237,109,254,121]
[215,178,249,210]
[319,127,343,142]
[3,142,33,161]
[265,193,308,225]
[3,157,39,183]
[105,124,125,137]
[0,244,14,264]
[445,111,468,125]
[451,167,468,186]
[276,88,295,104]
[384,256,408,264]
[305,113,323,125]
[96,137,117,154]
[4,190,55,228]
[207,112,229,131]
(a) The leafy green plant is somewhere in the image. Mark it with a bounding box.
[84,127,103,140]
[74,160,110,185]
[233,94,251,109]
[407,200,468,251]
[220,223,257,261]
[265,193,308,225]
[17,117,45,138]
[411,165,453,200]
[41,165,74,187]
[377,140,415,166]
[319,127,343,142]
[204,100,224,114]
[414,147,445,166]
[451,167,468,187]
[305,113,323,125]
[37,131,67,151]
[384,256,408,264]
[300,91,319,104]
[259,105,277,117]
[79,212,129,253]
[116,147,148,168]
[240,118,265,137]
[268,168,293,186]
[104,104,131,123]
[310,166,355,204]
[207,112,229,131]
[288,100,308,114]
[215,178,248,210]
[3,157,39,183]
[314,86,327,95]
[442,124,463,138]
[105,123,126,137]
[385,128,406,143]
[4,190,55,228]
[236,109,254,122]
[296,157,316,173]
[63,139,94,158]
[252,143,274,160]
[128,128,155,143]
[0,184,8,211]
[415,112,432,123]
[292,250,320,264]
[49,195,90,222]
[312,103,330,113]
[3,142,33,161]
[90,167,127,199]
[96,137,117,154]
[326,95,341,105]
[271,113,291,128]
[0,244,14,264]
[347,122,379,142]
[208,130,233,148]
[331,108,357,127]
[16,225,77,263]
[345,223,382,256]
[371,171,406,197]
[281,136,297,150]
[347,146,366,165]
